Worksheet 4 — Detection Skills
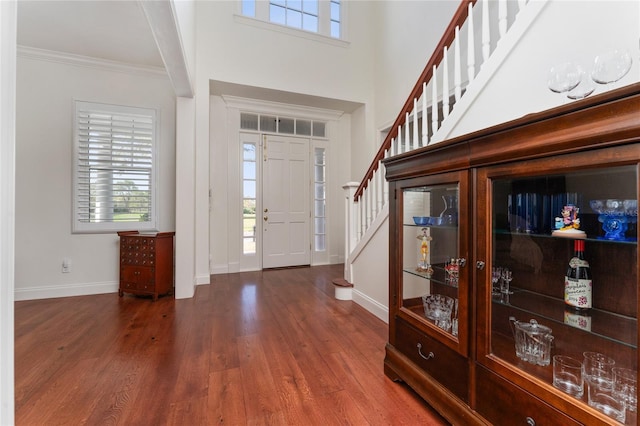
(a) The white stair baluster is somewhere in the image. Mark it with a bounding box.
[467,2,476,82]
[382,150,389,205]
[442,46,449,119]
[431,65,439,135]
[422,82,428,146]
[413,99,419,149]
[454,26,462,102]
[405,113,410,152]
[482,0,490,63]
[518,0,526,15]
[377,161,384,213]
[397,125,403,154]
[498,0,507,38]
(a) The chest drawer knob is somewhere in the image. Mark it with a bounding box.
[526,417,535,426]
[417,342,434,360]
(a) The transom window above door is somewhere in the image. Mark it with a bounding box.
[240,0,342,39]
[240,112,326,138]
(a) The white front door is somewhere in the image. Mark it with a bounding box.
[262,134,311,268]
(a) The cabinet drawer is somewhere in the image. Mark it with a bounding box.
[395,318,468,401]
[475,366,580,426]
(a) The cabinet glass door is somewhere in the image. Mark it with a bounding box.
[399,171,469,355]
[480,158,638,424]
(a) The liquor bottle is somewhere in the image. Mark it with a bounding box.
[564,239,592,311]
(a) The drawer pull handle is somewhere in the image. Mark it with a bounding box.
[417,343,434,360]
[526,417,535,426]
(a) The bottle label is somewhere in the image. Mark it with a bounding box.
[568,257,589,268]
[565,276,592,309]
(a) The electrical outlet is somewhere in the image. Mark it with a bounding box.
[62,259,71,273]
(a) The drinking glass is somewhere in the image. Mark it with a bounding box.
[583,352,615,389]
[553,355,584,397]
[613,367,637,413]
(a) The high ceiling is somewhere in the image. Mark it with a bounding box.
[17,0,164,69]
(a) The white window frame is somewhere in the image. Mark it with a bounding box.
[237,0,347,44]
[72,101,158,234]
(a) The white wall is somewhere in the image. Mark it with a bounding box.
[371,1,459,131]
[15,53,176,300]
[447,0,640,139]
[196,0,377,273]
[0,1,16,422]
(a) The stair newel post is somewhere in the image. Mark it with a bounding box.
[498,0,507,37]
[454,26,462,102]
[343,182,359,268]
[467,2,476,82]
[421,82,428,146]
[431,65,439,136]
[442,46,450,119]
[412,98,419,150]
[482,0,490,63]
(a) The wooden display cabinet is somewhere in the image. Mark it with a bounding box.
[118,231,175,301]
[383,83,640,425]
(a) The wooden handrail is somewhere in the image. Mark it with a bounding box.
[354,0,476,201]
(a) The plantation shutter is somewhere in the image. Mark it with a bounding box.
[73,101,157,233]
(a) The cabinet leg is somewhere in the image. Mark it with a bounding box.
[118,290,123,297]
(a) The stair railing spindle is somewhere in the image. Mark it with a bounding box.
[442,46,450,119]
[482,0,490,63]
[467,2,476,81]
[422,82,428,146]
[413,99,419,149]
[454,26,462,102]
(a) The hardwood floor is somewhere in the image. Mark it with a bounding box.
[15,264,449,425]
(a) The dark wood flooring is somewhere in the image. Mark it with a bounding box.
[15,264,448,425]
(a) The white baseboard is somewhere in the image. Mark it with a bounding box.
[210,263,229,275]
[14,281,118,301]
[196,274,210,285]
[352,288,389,324]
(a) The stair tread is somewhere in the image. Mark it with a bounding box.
[332,278,354,288]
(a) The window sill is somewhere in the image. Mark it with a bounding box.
[234,14,350,48]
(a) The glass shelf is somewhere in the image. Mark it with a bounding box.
[494,229,638,245]
[403,264,458,289]
[493,287,637,349]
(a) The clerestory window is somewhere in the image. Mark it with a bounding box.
[72,101,158,233]
[241,0,342,39]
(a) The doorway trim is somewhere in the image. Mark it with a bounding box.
[215,95,343,273]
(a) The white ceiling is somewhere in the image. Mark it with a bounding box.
[17,0,164,69]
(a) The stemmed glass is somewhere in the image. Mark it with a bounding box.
[501,269,513,295]
[591,49,633,86]
[567,67,595,100]
[547,62,582,95]
[492,267,502,296]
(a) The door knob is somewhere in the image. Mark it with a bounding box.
[264,208,268,213]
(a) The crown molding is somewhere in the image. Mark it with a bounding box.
[221,94,345,121]
[17,45,168,79]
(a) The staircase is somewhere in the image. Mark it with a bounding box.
[343,0,640,321]
[342,0,547,321]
